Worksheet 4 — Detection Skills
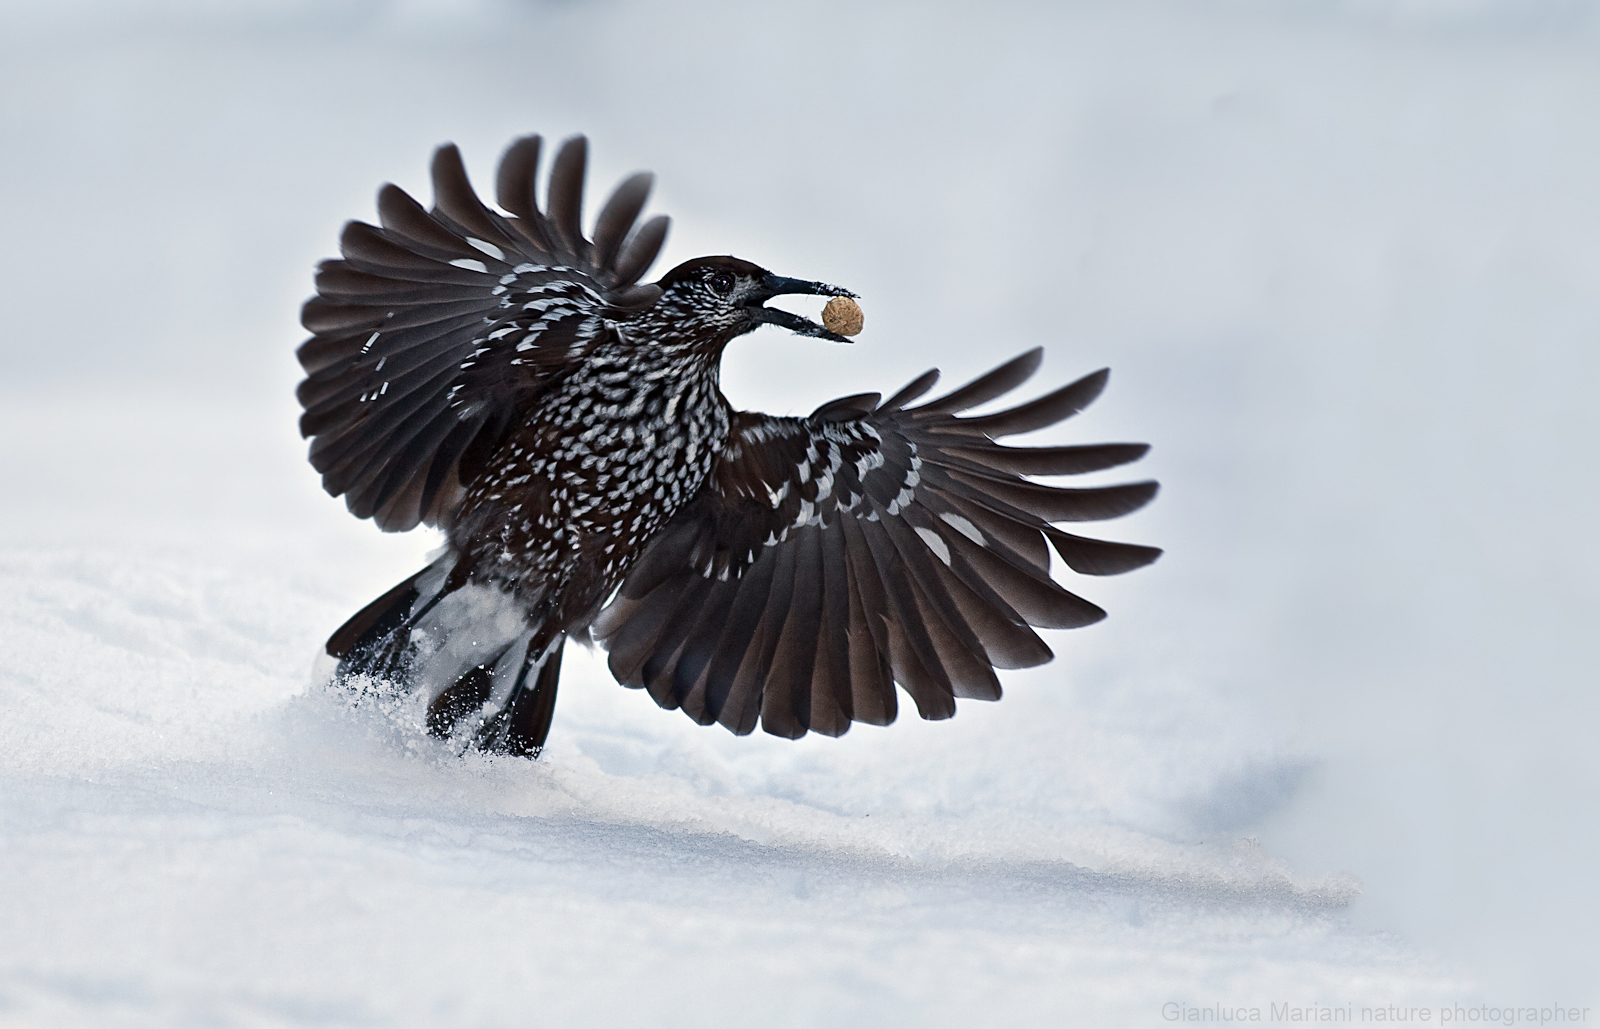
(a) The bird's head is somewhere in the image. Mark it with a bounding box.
[647,256,857,349]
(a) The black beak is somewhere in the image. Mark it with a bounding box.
[747,273,858,342]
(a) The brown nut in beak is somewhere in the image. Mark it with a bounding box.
[822,297,864,336]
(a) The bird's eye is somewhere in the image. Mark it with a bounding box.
[707,270,735,295]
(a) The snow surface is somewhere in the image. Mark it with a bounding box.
[2,0,1598,1025]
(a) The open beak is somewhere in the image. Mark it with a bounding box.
[747,273,858,342]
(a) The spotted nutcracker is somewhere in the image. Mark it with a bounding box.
[296,134,1161,757]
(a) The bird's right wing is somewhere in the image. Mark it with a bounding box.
[594,349,1162,739]
[296,136,670,531]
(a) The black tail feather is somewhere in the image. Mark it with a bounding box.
[326,569,426,662]
[426,662,496,737]
[471,637,565,757]
[324,550,562,758]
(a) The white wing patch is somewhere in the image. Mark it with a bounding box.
[940,512,985,545]
[465,237,506,261]
[915,526,952,566]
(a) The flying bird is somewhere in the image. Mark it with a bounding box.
[297,134,1161,757]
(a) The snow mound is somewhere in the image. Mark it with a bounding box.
[0,546,1450,1026]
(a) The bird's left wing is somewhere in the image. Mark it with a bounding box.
[593,349,1162,739]
[296,136,669,531]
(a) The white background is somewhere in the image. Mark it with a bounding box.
[1,0,1596,1025]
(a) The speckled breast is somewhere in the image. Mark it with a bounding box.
[451,353,731,610]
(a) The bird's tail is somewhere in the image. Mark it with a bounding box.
[325,550,564,756]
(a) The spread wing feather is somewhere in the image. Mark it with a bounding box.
[295,135,670,531]
[593,348,1162,739]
